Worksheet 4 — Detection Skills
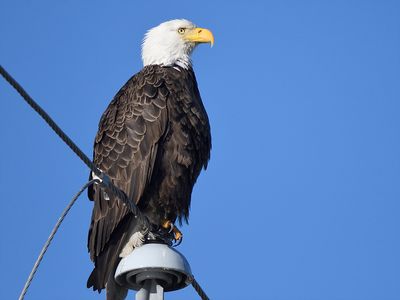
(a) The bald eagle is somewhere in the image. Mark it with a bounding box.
[87,19,213,299]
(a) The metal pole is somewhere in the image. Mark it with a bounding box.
[135,279,164,300]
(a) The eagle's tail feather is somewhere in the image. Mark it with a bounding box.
[87,213,140,292]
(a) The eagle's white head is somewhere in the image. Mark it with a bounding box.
[141,19,214,69]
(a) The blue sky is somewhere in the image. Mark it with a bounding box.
[1,1,399,299]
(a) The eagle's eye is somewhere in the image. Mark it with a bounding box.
[177,28,186,34]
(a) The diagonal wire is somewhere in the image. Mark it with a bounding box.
[0,65,99,177]
[18,179,99,300]
[0,64,146,224]
[188,276,210,300]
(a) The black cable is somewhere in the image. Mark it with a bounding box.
[188,276,210,300]
[18,179,99,300]
[0,65,146,224]
[0,65,99,176]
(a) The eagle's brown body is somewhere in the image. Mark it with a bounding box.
[87,64,211,292]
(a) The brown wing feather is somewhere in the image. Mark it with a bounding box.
[88,66,169,260]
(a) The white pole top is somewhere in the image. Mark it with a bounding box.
[115,243,192,292]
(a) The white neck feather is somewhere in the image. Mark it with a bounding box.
[142,48,192,69]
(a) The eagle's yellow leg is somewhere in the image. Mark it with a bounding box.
[161,219,182,241]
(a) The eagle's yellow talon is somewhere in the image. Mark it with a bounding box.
[173,229,182,241]
[161,220,171,229]
[161,219,183,241]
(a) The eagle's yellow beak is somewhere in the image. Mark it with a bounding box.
[185,28,214,47]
